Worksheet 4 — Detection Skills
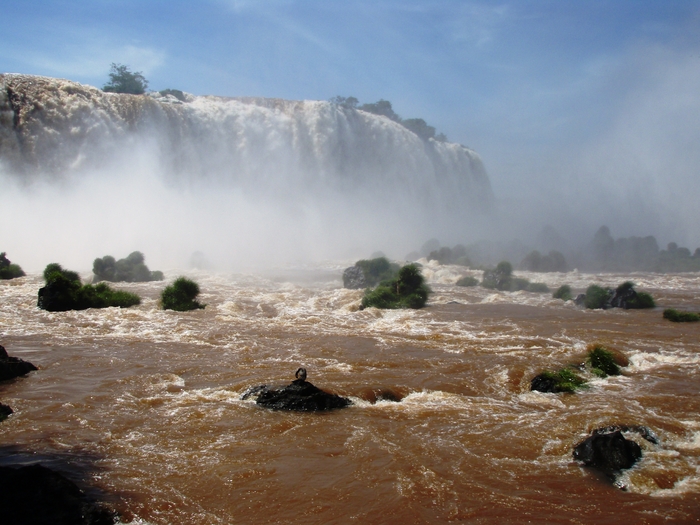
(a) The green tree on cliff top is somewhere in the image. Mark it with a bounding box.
[103,63,149,94]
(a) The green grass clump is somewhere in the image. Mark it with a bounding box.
[553,285,573,301]
[161,277,206,311]
[361,264,430,310]
[587,345,620,377]
[456,276,479,287]
[584,284,612,309]
[38,263,140,311]
[663,308,700,322]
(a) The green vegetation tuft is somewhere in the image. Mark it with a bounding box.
[533,367,587,393]
[587,345,620,377]
[349,257,400,288]
[361,264,430,310]
[663,308,700,323]
[161,277,206,311]
[553,285,573,301]
[526,282,550,293]
[38,263,140,311]
[481,261,513,290]
[456,276,479,287]
[584,284,612,309]
[102,63,148,94]
[627,291,655,309]
[0,252,25,279]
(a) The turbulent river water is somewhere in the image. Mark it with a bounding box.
[1,263,699,524]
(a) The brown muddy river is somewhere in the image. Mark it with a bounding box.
[1,263,699,524]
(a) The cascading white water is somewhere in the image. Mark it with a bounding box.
[0,74,493,270]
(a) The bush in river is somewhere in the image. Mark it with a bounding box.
[553,285,573,301]
[0,252,25,279]
[531,368,588,393]
[93,251,164,283]
[663,308,700,322]
[584,284,612,309]
[38,263,141,311]
[161,277,206,311]
[361,264,430,310]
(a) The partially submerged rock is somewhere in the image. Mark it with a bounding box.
[0,403,12,421]
[573,425,657,479]
[0,344,37,381]
[242,368,351,411]
[0,464,116,525]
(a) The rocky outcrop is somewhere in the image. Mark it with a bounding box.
[0,344,37,381]
[0,403,12,421]
[242,368,351,411]
[342,266,367,289]
[0,464,116,525]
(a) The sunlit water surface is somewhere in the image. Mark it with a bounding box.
[1,263,699,524]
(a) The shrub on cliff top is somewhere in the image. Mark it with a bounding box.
[361,264,430,310]
[103,63,148,94]
[38,263,140,311]
[0,252,25,280]
[161,277,205,311]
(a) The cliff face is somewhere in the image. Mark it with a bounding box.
[0,74,493,213]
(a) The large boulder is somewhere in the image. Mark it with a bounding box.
[0,403,12,421]
[573,426,652,473]
[0,464,116,525]
[242,368,351,411]
[342,266,367,289]
[0,344,37,381]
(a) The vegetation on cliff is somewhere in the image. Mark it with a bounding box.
[361,264,430,310]
[102,63,148,94]
[161,277,205,311]
[93,251,163,283]
[38,263,140,312]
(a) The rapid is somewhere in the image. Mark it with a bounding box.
[1,264,699,524]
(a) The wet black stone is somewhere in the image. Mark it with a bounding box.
[0,344,37,381]
[248,379,351,412]
[573,429,642,473]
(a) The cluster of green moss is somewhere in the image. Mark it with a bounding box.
[93,251,164,283]
[38,263,141,312]
[480,261,549,293]
[0,252,25,280]
[161,277,206,311]
[586,345,622,377]
[533,367,588,393]
[361,264,431,310]
[663,308,700,323]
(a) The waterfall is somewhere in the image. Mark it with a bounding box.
[0,74,494,269]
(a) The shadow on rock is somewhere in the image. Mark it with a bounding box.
[242,368,351,411]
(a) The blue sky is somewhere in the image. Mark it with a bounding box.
[2,0,700,243]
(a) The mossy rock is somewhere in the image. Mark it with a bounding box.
[584,285,613,309]
[531,367,587,393]
[663,308,700,322]
[586,345,621,377]
[161,277,205,311]
[361,264,430,310]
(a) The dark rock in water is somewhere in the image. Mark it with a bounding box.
[573,428,643,473]
[530,373,560,393]
[0,464,117,525]
[574,293,587,306]
[243,368,351,411]
[0,344,37,381]
[342,266,367,289]
[0,403,12,421]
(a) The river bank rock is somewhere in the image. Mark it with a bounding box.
[0,344,37,381]
[0,464,116,524]
[573,426,656,474]
[0,403,12,421]
[242,368,351,411]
